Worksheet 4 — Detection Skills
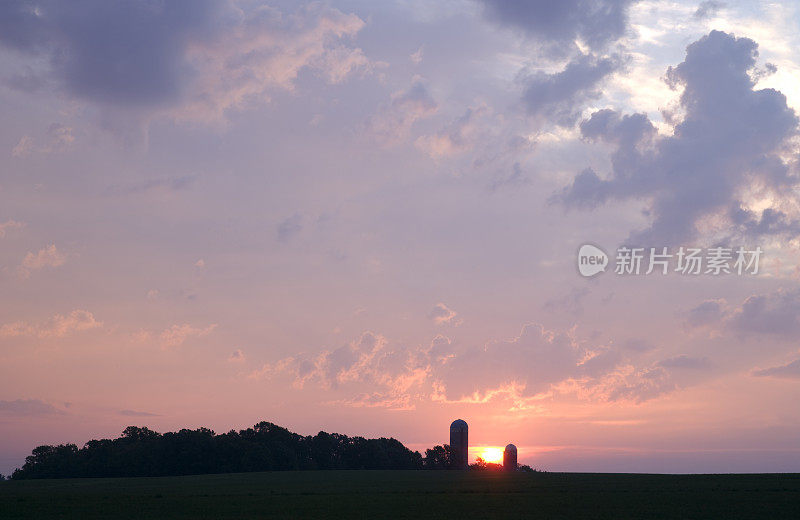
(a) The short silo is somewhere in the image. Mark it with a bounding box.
[503,444,517,471]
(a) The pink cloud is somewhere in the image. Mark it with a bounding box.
[18,244,66,279]
[366,78,438,146]
[174,4,375,122]
[428,303,459,325]
[159,323,218,348]
[11,124,74,157]
[0,310,102,338]
[0,219,24,238]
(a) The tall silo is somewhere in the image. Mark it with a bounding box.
[503,444,517,471]
[449,419,469,469]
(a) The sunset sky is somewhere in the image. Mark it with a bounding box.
[2,0,800,475]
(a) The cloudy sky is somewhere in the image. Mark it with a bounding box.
[2,0,800,474]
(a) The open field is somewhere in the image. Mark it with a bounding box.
[1,470,799,519]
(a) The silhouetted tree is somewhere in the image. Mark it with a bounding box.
[11,421,425,479]
[423,444,453,469]
[469,456,502,471]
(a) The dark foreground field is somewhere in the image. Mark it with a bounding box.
[1,470,799,519]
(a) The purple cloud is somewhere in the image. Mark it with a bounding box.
[752,358,800,380]
[0,399,63,416]
[0,1,373,126]
[119,409,160,417]
[479,0,636,55]
[555,31,800,245]
[521,53,621,126]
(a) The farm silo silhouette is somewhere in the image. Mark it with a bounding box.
[449,419,468,469]
[503,444,517,471]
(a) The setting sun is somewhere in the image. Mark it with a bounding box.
[478,447,504,464]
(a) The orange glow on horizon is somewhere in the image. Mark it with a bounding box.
[477,446,504,464]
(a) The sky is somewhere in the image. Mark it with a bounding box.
[1,0,800,474]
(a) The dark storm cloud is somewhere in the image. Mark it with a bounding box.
[521,53,621,125]
[0,0,221,107]
[479,0,636,55]
[554,31,800,245]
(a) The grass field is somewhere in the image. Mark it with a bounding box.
[1,470,799,519]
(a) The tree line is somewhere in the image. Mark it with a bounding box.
[8,421,512,479]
